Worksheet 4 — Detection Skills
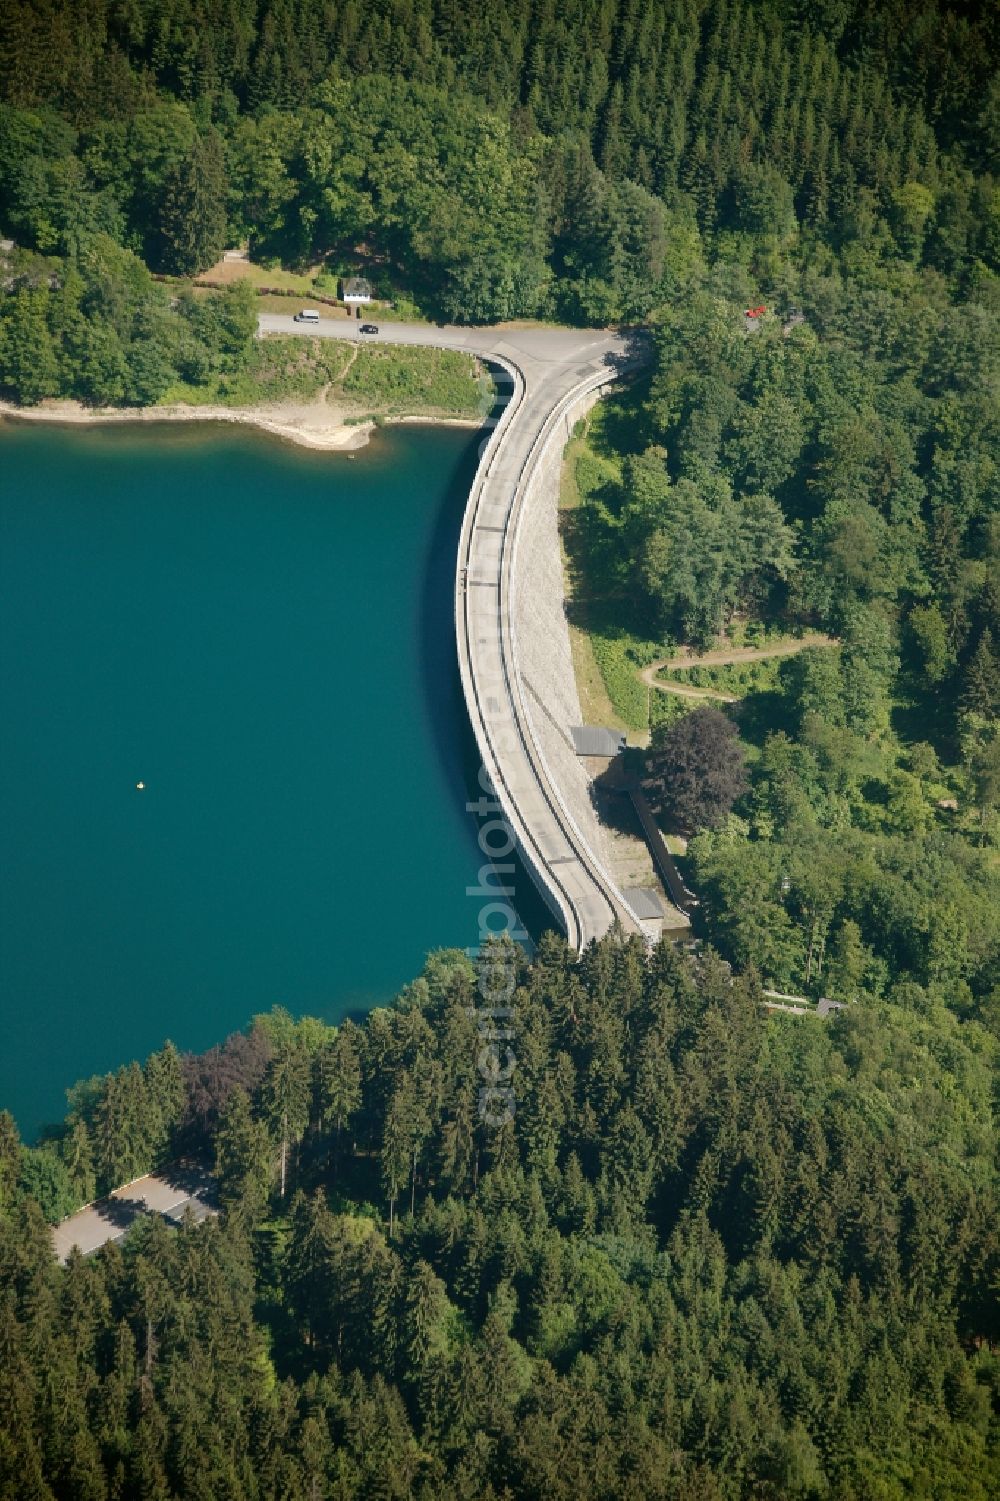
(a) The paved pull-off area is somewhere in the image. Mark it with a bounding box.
[51,1161,217,1263]
[260,315,645,946]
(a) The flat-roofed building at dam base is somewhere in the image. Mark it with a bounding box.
[571,725,627,758]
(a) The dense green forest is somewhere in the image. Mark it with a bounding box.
[1,0,999,400]
[2,938,998,1498]
[565,251,999,1022]
[1,1,998,1493]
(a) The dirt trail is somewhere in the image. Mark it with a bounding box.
[641,632,835,702]
[647,679,737,703]
[335,341,362,380]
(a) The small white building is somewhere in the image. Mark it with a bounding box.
[342,276,373,315]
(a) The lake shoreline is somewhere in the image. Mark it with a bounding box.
[0,397,482,452]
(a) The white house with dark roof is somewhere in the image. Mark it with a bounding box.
[341,276,372,314]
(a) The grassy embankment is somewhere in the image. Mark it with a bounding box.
[160,336,491,421]
[559,406,658,741]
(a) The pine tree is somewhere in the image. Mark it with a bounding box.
[94,1064,150,1192]
[214,1086,272,1221]
[961,630,1000,721]
[0,1109,21,1215]
[315,1025,362,1174]
[402,1260,451,1373]
[261,1043,311,1200]
[144,1041,185,1162]
[62,1120,96,1206]
[156,128,228,274]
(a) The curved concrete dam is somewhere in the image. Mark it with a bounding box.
[259,315,644,948]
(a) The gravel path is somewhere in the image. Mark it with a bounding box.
[640,632,834,702]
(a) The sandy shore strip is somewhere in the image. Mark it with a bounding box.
[0,397,482,452]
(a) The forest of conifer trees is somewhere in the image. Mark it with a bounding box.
[1,937,998,1498]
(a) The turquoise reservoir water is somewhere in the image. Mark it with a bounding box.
[0,419,531,1140]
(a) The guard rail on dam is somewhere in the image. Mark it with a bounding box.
[257,315,648,949]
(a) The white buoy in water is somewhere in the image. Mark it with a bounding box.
[136,781,145,791]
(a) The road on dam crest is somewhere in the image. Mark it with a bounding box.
[260,314,644,949]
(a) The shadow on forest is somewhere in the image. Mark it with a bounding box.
[891,673,958,762]
[730,688,795,749]
[561,570,657,643]
[591,341,657,458]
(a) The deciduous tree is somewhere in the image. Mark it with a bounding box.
[645,707,748,832]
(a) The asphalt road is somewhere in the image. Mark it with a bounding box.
[258,312,629,366]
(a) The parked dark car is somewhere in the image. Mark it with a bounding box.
[359,323,379,334]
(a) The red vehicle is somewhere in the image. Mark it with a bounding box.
[744,304,767,318]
